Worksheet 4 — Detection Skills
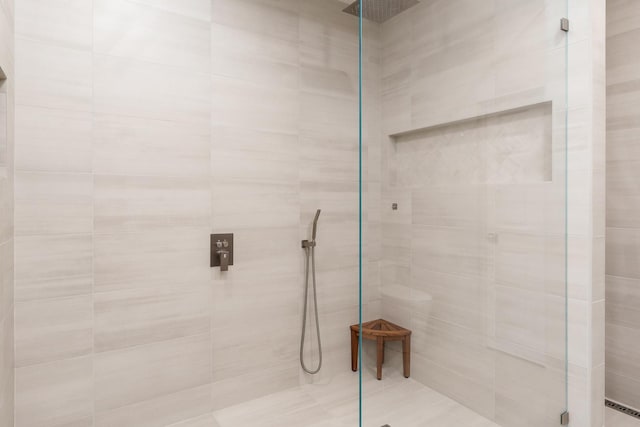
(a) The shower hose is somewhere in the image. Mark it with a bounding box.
[300,242,322,374]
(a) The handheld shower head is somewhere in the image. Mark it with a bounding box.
[301,209,323,374]
[311,209,321,241]
[301,210,321,249]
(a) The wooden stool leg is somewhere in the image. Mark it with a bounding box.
[376,337,384,380]
[403,335,411,378]
[351,329,358,372]
[381,341,385,365]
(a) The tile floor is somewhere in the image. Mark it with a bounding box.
[606,407,640,427]
[175,371,640,426]
[210,371,498,427]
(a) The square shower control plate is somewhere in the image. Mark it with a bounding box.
[210,233,234,268]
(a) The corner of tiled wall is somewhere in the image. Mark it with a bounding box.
[566,0,607,426]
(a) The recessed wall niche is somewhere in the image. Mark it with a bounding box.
[391,102,553,187]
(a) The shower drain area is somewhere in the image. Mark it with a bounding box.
[606,399,640,420]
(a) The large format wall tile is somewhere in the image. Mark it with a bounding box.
[494,352,565,427]
[15,295,92,367]
[14,234,92,301]
[607,0,640,411]
[494,285,546,351]
[94,230,209,293]
[210,362,299,411]
[411,226,487,278]
[299,91,358,139]
[12,19,93,426]
[15,356,93,427]
[94,286,211,352]
[14,172,92,236]
[494,232,564,294]
[411,352,495,420]
[412,186,483,229]
[210,127,299,183]
[411,267,483,332]
[211,23,298,88]
[93,175,210,234]
[606,228,640,280]
[210,75,298,133]
[15,105,92,173]
[299,135,358,184]
[15,0,92,50]
[93,114,210,178]
[606,274,640,309]
[94,0,211,71]
[93,55,210,125]
[211,0,299,43]
[15,38,91,111]
[94,334,212,412]
[493,183,565,236]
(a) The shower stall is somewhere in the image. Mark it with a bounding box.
[2,0,610,426]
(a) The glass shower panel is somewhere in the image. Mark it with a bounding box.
[360,1,569,426]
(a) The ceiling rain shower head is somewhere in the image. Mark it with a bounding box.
[342,0,420,23]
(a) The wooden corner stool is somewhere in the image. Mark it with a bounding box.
[350,318,411,380]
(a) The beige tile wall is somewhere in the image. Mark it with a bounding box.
[606,0,640,412]
[13,0,377,425]
[13,0,96,425]
[0,0,14,425]
[10,0,606,426]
